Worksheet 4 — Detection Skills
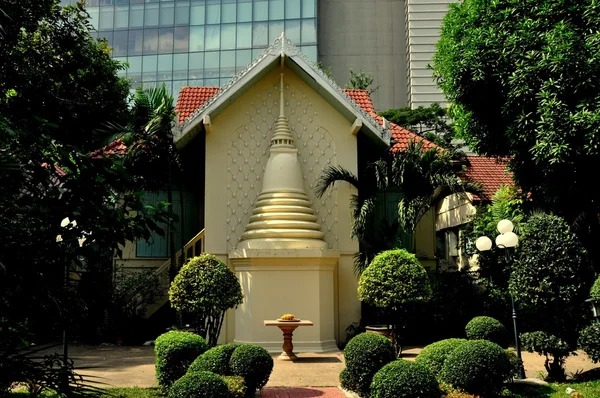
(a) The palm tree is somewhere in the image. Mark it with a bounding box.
[316,140,480,275]
[105,85,183,282]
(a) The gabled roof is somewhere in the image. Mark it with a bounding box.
[176,87,220,124]
[88,138,127,159]
[172,33,392,149]
[342,90,439,152]
[465,156,513,200]
[175,87,441,152]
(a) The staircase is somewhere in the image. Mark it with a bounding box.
[144,229,205,317]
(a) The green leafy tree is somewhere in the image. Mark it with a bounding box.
[169,254,244,346]
[0,0,170,393]
[358,249,432,353]
[509,213,594,346]
[380,103,456,150]
[433,0,600,270]
[345,69,377,93]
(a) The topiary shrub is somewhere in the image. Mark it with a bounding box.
[465,316,508,347]
[440,340,511,396]
[188,344,238,376]
[370,359,440,398]
[168,371,228,398]
[579,323,600,363]
[505,349,524,381]
[339,367,358,393]
[169,254,244,347]
[358,249,432,352]
[521,331,573,382]
[342,332,396,397]
[591,275,600,301]
[414,338,468,377]
[155,331,208,391]
[222,376,245,398]
[229,344,273,395]
[509,213,593,345]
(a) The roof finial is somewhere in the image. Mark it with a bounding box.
[279,73,285,118]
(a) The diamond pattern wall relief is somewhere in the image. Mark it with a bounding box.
[226,77,338,251]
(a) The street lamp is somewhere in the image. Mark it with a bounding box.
[475,219,526,380]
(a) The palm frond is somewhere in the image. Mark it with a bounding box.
[315,165,360,198]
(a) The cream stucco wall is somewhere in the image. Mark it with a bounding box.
[203,66,360,345]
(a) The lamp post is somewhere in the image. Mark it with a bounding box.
[475,219,526,380]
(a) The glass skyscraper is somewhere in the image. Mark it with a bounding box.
[61,0,318,101]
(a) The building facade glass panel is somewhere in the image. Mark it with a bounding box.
[63,0,318,101]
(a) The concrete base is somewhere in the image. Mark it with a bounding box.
[229,249,339,353]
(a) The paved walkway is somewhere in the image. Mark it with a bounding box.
[261,387,346,397]
[39,343,599,389]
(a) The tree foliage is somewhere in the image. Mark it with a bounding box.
[380,103,456,150]
[169,254,244,347]
[345,69,376,93]
[433,0,600,269]
[509,213,594,345]
[0,0,171,393]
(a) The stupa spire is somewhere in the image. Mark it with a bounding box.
[236,72,326,250]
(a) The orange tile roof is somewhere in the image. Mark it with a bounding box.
[465,156,513,200]
[88,138,127,159]
[343,89,439,151]
[175,87,220,123]
[173,86,440,151]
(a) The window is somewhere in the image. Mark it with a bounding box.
[173,53,189,79]
[87,7,100,30]
[190,3,205,25]
[113,30,128,56]
[129,4,143,28]
[269,0,284,19]
[189,26,205,51]
[206,0,221,24]
[175,3,190,25]
[221,24,236,50]
[159,28,174,54]
[127,56,142,83]
[269,20,283,43]
[285,0,300,19]
[236,49,252,71]
[285,20,300,44]
[160,2,175,25]
[221,50,235,77]
[254,1,268,21]
[204,51,219,80]
[189,52,205,79]
[205,25,220,50]
[145,3,159,26]
[236,23,252,49]
[158,54,173,80]
[99,6,114,30]
[114,6,129,29]
[128,29,144,55]
[301,18,316,44]
[142,54,158,81]
[174,26,190,53]
[253,22,268,47]
[302,0,315,18]
[237,0,252,22]
[143,28,159,54]
[222,0,236,23]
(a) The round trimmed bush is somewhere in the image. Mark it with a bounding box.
[440,340,511,396]
[415,338,468,377]
[222,376,246,398]
[168,371,228,398]
[370,360,440,398]
[591,275,600,300]
[229,344,273,394]
[188,344,238,375]
[343,333,396,397]
[579,323,600,363]
[465,316,508,347]
[155,331,209,391]
[339,367,358,392]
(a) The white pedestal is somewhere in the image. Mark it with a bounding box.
[229,248,339,353]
